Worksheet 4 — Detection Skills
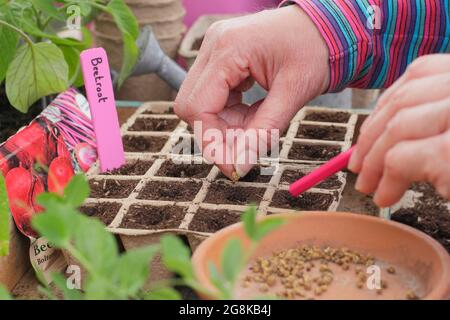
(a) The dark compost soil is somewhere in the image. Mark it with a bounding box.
[297,125,347,141]
[189,208,241,233]
[204,181,265,205]
[103,160,153,176]
[137,180,202,202]
[304,111,350,123]
[217,166,273,183]
[288,143,341,161]
[281,170,342,189]
[392,183,450,253]
[123,135,168,153]
[156,161,212,178]
[79,202,122,225]
[89,179,138,199]
[129,118,180,132]
[270,190,335,210]
[120,205,186,230]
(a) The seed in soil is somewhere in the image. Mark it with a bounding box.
[171,136,201,155]
[156,161,212,178]
[304,111,351,123]
[123,135,168,153]
[281,169,342,189]
[217,166,272,183]
[188,209,241,233]
[288,143,341,161]
[270,191,334,210]
[387,266,396,274]
[296,125,347,141]
[120,205,186,230]
[89,179,138,199]
[204,181,265,205]
[102,160,153,176]
[79,202,121,225]
[137,180,202,202]
[129,118,180,132]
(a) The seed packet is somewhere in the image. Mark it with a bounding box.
[0,88,97,281]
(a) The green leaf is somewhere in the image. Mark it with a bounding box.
[51,273,83,300]
[146,287,181,300]
[0,15,19,83]
[84,276,117,300]
[114,246,159,297]
[242,206,257,240]
[31,0,65,21]
[63,174,89,207]
[221,238,243,283]
[31,209,72,247]
[6,42,68,113]
[208,262,230,299]
[0,286,12,300]
[254,218,285,241]
[0,175,10,256]
[161,235,194,280]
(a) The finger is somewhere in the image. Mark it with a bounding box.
[349,72,450,173]
[356,99,450,194]
[184,53,251,178]
[360,54,450,132]
[234,74,306,177]
[373,132,450,207]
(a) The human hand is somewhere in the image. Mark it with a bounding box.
[175,6,329,179]
[348,54,450,207]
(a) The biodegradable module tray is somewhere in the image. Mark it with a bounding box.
[83,102,357,260]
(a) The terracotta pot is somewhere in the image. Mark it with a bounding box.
[192,212,450,300]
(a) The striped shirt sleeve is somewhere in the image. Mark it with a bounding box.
[282,0,450,92]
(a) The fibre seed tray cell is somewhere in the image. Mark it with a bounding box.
[83,102,356,253]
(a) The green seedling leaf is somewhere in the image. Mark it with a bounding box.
[242,205,257,240]
[161,235,194,280]
[0,285,11,300]
[63,174,89,207]
[0,175,10,256]
[84,276,117,300]
[31,0,65,21]
[72,214,119,274]
[114,246,159,297]
[146,287,181,300]
[221,238,243,284]
[6,42,68,113]
[32,208,73,247]
[37,192,64,207]
[208,262,230,299]
[59,45,83,87]
[51,273,83,300]
[254,218,285,241]
[0,15,19,83]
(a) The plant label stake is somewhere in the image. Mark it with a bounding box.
[80,48,125,173]
[289,146,355,197]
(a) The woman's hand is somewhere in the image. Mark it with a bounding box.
[349,54,450,207]
[175,6,329,179]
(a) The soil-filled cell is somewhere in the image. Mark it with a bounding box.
[157,161,212,178]
[304,111,350,123]
[137,180,202,202]
[189,209,241,233]
[103,160,153,176]
[171,136,201,155]
[143,107,174,115]
[297,125,346,141]
[123,135,168,153]
[79,202,122,225]
[120,205,186,230]
[288,143,341,161]
[129,118,180,132]
[89,179,138,199]
[281,170,342,189]
[204,182,265,205]
[217,166,273,183]
[270,190,334,210]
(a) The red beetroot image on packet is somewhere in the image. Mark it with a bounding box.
[0,88,97,238]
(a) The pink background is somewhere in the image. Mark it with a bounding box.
[182,0,280,26]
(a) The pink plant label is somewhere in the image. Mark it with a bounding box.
[80,48,125,172]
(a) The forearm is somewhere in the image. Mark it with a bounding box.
[283,0,450,91]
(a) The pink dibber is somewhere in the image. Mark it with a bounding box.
[289,146,355,197]
[80,48,125,172]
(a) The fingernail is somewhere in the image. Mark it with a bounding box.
[355,176,364,192]
[348,150,358,172]
[235,163,252,179]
